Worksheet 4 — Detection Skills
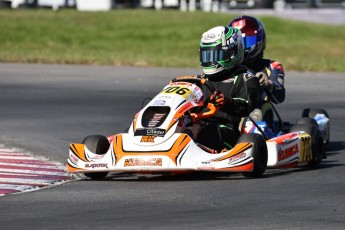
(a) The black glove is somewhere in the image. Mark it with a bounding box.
[209,90,227,108]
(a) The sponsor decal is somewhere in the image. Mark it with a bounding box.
[85,163,108,169]
[140,136,156,143]
[278,144,299,161]
[124,158,163,167]
[222,78,235,83]
[148,121,159,127]
[153,113,166,120]
[282,136,298,146]
[175,75,198,80]
[89,155,104,159]
[205,34,215,40]
[148,113,167,128]
[153,100,166,106]
[69,153,79,164]
[192,86,203,102]
[135,128,166,137]
[169,82,190,87]
[157,95,172,99]
[228,152,246,164]
[194,98,203,104]
[243,73,254,81]
[197,162,215,170]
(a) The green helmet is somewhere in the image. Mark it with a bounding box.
[199,26,244,76]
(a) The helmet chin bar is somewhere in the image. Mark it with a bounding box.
[201,65,224,76]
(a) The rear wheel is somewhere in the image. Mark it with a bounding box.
[238,133,267,178]
[83,135,110,179]
[302,108,329,119]
[302,108,330,145]
[289,124,324,168]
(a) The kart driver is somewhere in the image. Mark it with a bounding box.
[196,26,261,152]
[228,15,285,130]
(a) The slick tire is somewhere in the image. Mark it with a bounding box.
[302,108,329,119]
[82,135,110,179]
[238,133,267,178]
[301,108,330,145]
[289,124,324,168]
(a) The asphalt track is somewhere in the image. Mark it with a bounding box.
[0,63,344,230]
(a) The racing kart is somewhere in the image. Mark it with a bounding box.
[67,75,329,179]
[242,105,329,169]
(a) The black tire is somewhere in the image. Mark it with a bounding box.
[82,135,110,179]
[302,108,330,145]
[238,133,268,178]
[302,108,329,119]
[289,124,324,168]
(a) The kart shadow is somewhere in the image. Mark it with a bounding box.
[82,172,247,182]
[81,159,343,182]
[317,160,344,169]
[83,169,305,181]
[325,141,345,155]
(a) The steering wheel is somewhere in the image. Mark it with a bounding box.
[171,76,218,121]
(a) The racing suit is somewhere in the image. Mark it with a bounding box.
[246,58,285,131]
[196,65,261,152]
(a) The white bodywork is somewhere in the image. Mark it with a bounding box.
[68,82,256,174]
[67,81,316,176]
[244,121,313,168]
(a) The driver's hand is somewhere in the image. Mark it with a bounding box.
[210,90,226,108]
[255,72,274,93]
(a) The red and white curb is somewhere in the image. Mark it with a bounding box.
[0,147,74,196]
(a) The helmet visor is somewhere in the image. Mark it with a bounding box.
[200,49,228,63]
[243,35,260,49]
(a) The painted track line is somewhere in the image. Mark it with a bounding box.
[0,147,74,196]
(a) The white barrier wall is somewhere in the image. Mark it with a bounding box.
[76,0,113,11]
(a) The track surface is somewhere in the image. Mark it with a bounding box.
[0,63,344,230]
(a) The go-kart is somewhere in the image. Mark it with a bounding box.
[242,104,329,169]
[241,79,330,168]
[67,75,328,179]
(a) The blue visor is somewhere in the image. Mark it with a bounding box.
[244,35,259,49]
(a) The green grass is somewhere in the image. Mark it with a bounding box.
[0,9,344,72]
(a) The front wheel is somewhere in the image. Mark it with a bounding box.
[82,135,110,179]
[238,133,268,178]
